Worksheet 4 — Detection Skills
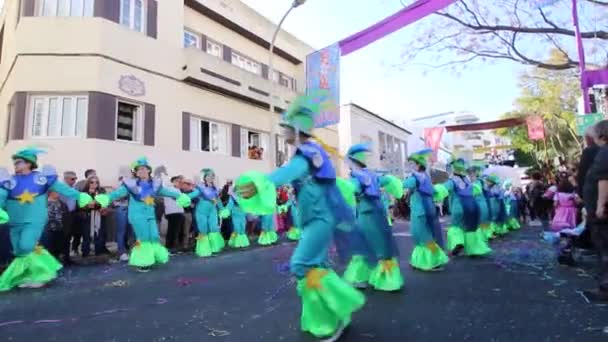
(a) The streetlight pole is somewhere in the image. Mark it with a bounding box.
[268,0,306,167]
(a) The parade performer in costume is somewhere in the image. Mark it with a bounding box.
[188,169,225,257]
[486,174,509,236]
[403,149,450,271]
[236,94,365,340]
[96,158,190,272]
[0,147,93,291]
[468,164,494,240]
[445,159,491,257]
[258,213,278,246]
[503,180,521,231]
[285,187,302,241]
[225,190,250,249]
[342,143,404,292]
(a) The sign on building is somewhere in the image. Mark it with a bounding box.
[306,44,340,128]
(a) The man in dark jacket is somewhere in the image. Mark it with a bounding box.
[577,127,600,198]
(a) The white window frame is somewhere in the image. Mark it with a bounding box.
[115,99,144,143]
[183,29,200,49]
[27,94,88,139]
[39,0,94,17]
[231,52,261,75]
[189,116,229,155]
[120,0,146,33]
[205,39,223,59]
[272,71,293,89]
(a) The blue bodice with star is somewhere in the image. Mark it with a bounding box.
[2,172,56,203]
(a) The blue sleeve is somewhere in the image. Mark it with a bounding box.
[188,189,201,200]
[159,186,180,199]
[403,176,416,190]
[0,188,7,208]
[108,185,129,202]
[50,181,81,200]
[268,155,310,187]
[226,197,235,211]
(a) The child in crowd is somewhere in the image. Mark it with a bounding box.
[551,179,579,232]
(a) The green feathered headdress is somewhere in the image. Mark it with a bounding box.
[467,161,487,175]
[449,158,467,175]
[486,174,501,185]
[280,90,331,135]
[347,143,372,166]
[12,146,46,169]
[201,168,215,177]
[407,148,433,168]
[131,157,152,172]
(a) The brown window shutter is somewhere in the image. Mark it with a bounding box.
[22,0,35,17]
[182,112,190,151]
[87,92,117,141]
[200,34,207,52]
[223,46,232,63]
[143,104,155,146]
[231,124,241,157]
[9,92,26,140]
[261,64,269,80]
[94,0,120,23]
[146,0,158,39]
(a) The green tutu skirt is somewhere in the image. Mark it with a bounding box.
[507,217,521,230]
[258,231,278,246]
[228,233,250,248]
[343,255,371,285]
[298,269,366,338]
[368,259,404,292]
[129,241,169,267]
[492,222,509,236]
[286,227,301,241]
[0,247,62,291]
[410,242,449,271]
[208,232,225,253]
[446,226,465,252]
[480,223,495,240]
[464,230,492,256]
[195,234,212,257]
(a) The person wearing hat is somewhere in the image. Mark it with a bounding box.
[95,157,191,272]
[0,147,94,291]
[468,164,495,240]
[223,188,250,249]
[444,159,491,257]
[503,180,521,231]
[376,169,396,227]
[342,143,404,292]
[188,168,226,257]
[403,149,450,271]
[236,93,365,340]
[485,174,509,236]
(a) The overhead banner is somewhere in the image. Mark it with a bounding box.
[424,127,444,162]
[526,115,545,140]
[445,118,525,132]
[306,43,340,128]
[576,113,604,136]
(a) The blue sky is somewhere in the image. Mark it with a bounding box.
[242,0,523,123]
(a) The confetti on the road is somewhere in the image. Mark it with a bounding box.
[105,280,129,288]
[0,320,24,327]
[207,327,230,337]
[547,290,558,298]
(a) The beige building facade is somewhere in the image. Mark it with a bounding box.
[0,0,338,185]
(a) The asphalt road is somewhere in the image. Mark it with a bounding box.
[0,221,607,342]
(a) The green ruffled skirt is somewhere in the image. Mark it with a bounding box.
[446,226,465,252]
[258,231,278,246]
[286,227,301,241]
[0,247,62,291]
[343,255,371,285]
[298,269,365,338]
[208,232,225,253]
[410,242,449,271]
[492,222,509,236]
[228,233,250,248]
[368,259,404,292]
[195,234,212,257]
[480,223,495,240]
[507,217,521,230]
[129,241,169,267]
[463,230,492,256]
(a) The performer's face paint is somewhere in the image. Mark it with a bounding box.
[136,166,151,180]
[13,159,30,174]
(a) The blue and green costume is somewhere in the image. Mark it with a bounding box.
[503,180,521,230]
[0,148,93,291]
[224,193,250,248]
[258,214,278,246]
[403,149,450,271]
[189,169,226,257]
[343,143,404,291]
[96,158,190,268]
[444,159,491,256]
[469,164,494,240]
[235,95,364,339]
[285,191,302,241]
[486,174,509,236]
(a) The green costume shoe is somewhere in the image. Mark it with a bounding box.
[0,247,62,292]
[298,269,365,338]
[195,234,212,257]
[480,223,494,241]
[463,230,492,256]
[343,255,370,286]
[129,241,156,267]
[258,231,278,246]
[507,218,521,230]
[232,233,250,248]
[494,222,509,236]
[208,232,225,253]
[227,233,236,248]
[286,227,302,241]
[446,226,465,252]
[151,242,169,264]
[368,259,404,292]
[410,242,449,271]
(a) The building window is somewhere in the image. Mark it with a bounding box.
[183,29,200,48]
[232,52,261,75]
[28,95,88,138]
[189,117,228,154]
[273,71,294,89]
[275,135,294,167]
[116,101,143,142]
[206,39,223,58]
[241,128,268,160]
[120,0,146,33]
[40,0,94,17]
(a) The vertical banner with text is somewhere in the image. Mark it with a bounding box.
[307,44,341,128]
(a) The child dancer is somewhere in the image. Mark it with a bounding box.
[342,143,404,292]
[403,149,449,271]
[468,165,494,240]
[0,147,93,291]
[236,95,365,340]
[445,159,491,257]
[225,190,250,248]
[189,169,225,257]
[486,174,508,236]
[285,187,302,241]
[258,214,278,246]
[503,180,522,231]
[96,158,190,272]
